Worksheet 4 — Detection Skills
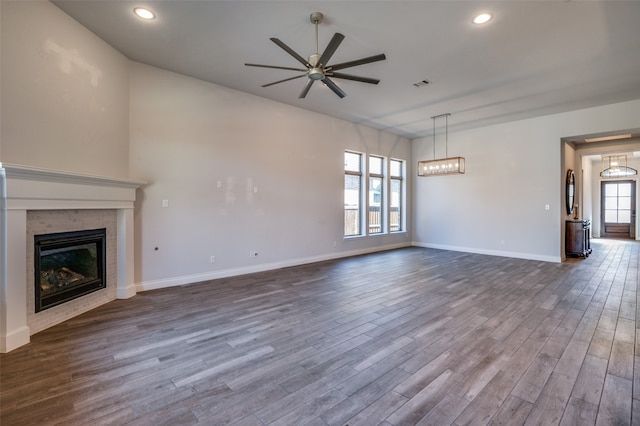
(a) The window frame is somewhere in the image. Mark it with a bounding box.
[343,151,407,238]
[368,155,385,235]
[389,158,404,233]
[344,151,364,237]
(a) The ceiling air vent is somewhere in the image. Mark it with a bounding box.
[413,79,431,88]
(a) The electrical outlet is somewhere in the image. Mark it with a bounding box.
[250,251,258,257]
[210,256,215,264]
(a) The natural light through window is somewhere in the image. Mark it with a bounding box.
[344,152,405,237]
[369,156,384,235]
[605,182,632,223]
[390,159,403,232]
[344,152,363,237]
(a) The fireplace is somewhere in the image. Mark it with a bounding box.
[1,163,142,353]
[34,228,107,312]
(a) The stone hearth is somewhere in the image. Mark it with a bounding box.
[0,163,144,352]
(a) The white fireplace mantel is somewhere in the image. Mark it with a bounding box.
[0,163,145,352]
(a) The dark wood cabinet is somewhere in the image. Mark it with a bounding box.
[566,219,592,257]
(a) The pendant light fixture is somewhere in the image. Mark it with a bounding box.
[600,154,637,178]
[418,113,465,176]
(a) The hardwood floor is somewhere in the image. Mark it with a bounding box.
[1,239,639,425]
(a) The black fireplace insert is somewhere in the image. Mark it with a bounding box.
[34,228,106,312]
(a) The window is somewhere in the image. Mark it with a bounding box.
[369,156,383,234]
[344,152,406,237]
[389,159,403,232]
[604,182,632,223]
[344,152,363,236]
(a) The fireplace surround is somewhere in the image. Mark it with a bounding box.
[0,163,144,352]
[26,210,117,334]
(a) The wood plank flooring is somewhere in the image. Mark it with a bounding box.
[1,239,639,425]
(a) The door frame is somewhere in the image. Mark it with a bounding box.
[600,179,636,239]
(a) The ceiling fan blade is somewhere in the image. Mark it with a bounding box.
[318,33,345,67]
[245,63,307,72]
[299,79,315,99]
[262,74,307,88]
[322,77,346,99]
[270,38,309,67]
[327,54,386,72]
[328,72,380,85]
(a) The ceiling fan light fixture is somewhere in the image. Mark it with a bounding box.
[133,7,155,20]
[308,54,324,80]
[473,12,493,25]
[309,69,325,80]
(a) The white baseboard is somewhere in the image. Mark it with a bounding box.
[116,284,137,299]
[136,242,412,292]
[411,242,561,263]
[0,325,30,353]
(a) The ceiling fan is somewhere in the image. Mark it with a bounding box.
[245,12,386,99]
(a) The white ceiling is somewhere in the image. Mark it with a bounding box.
[51,0,640,139]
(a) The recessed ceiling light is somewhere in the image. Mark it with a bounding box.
[134,7,155,20]
[473,13,493,25]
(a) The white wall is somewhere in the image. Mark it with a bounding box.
[412,99,640,262]
[0,1,130,178]
[129,63,412,289]
[581,156,593,224]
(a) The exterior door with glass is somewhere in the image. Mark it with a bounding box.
[601,180,636,239]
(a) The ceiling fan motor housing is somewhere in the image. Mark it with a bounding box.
[310,12,324,24]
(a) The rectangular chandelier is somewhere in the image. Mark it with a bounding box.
[418,113,465,177]
[418,157,465,176]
